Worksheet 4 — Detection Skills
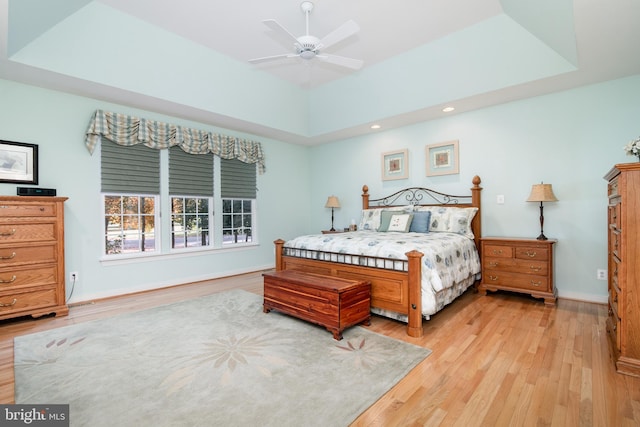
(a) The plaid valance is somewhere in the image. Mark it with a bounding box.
[85,110,266,173]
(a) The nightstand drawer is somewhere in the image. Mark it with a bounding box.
[483,270,549,292]
[483,244,513,258]
[484,258,548,275]
[515,246,548,261]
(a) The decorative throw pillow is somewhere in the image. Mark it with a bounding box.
[360,206,412,231]
[414,206,478,239]
[386,214,413,232]
[409,210,431,233]
[378,207,414,231]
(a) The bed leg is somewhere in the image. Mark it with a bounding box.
[274,239,285,271]
[406,250,424,338]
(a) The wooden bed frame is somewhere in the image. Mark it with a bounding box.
[274,175,482,337]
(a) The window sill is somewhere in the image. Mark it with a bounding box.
[100,242,260,266]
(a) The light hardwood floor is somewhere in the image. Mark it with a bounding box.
[1,271,639,426]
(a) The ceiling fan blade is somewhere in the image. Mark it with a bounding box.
[249,53,298,64]
[262,19,299,44]
[318,20,359,50]
[317,54,363,70]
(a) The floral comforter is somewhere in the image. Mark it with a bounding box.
[283,230,481,317]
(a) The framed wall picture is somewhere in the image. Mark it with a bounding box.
[426,140,459,176]
[0,140,39,184]
[381,149,408,181]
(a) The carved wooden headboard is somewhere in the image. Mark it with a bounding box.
[361,175,483,250]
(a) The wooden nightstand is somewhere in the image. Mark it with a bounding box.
[478,237,557,305]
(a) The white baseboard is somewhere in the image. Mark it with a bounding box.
[557,290,608,304]
[68,263,274,306]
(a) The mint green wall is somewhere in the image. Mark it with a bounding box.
[308,14,575,136]
[1,75,638,304]
[0,78,310,302]
[10,2,310,136]
[309,74,640,303]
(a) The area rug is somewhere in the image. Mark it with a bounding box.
[14,289,430,427]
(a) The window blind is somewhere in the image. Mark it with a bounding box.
[101,139,160,194]
[221,158,257,199]
[168,146,214,196]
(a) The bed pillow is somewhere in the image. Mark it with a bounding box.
[409,210,431,233]
[385,214,414,232]
[414,206,478,239]
[377,207,414,231]
[359,206,411,231]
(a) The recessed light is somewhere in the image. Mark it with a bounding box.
[442,106,455,113]
[370,124,381,129]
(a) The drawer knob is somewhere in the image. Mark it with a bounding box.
[0,275,16,284]
[0,252,16,260]
[489,262,498,267]
[491,249,503,255]
[530,280,542,287]
[0,298,17,307]
[488,275,498,281]
[0,229,16,237]
[529,266,542,272]
[525,251,537,258]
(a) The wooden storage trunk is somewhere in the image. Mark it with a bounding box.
[263,270,371,340]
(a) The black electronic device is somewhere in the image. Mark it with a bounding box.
[16,187,57,197]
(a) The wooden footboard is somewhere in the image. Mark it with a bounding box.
[274,239,425,337]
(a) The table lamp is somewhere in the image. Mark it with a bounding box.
[325,196,340,231]
[526,182,558,240]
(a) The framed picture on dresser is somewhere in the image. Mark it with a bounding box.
[0,140,39,184]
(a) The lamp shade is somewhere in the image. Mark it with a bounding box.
[325,196,341,208]
[526,183,558,203]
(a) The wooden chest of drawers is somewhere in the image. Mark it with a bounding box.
[0,196,68,321]
[479,237,556,305]
[263,270,371,340]
[604,163,640,377]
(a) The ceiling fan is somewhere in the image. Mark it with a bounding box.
[249,1,363,70]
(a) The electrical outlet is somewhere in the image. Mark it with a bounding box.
[496,195,505,204]
[597,269,607,280]
[70,271,79,282]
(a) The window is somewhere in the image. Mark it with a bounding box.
[171,197,210,248]
[101,140,160,256]
[104,195,157,254]
[169,146,214,250]
[222,199,253,244]
[221,159,257,246]
[100,140,258,258]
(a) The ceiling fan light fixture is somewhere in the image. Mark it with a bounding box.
[300,50,316,60]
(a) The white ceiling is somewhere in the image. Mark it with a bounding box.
[100,0,505,88]
[1,0,640,145]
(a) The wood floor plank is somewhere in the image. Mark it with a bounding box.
[1,273,639,426]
